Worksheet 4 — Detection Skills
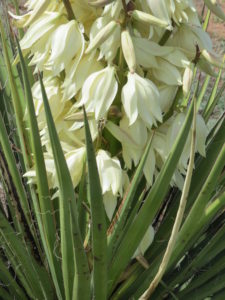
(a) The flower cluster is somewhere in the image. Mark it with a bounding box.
[14,0,219,252]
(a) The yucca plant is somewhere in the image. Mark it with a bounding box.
[0,0,225,299]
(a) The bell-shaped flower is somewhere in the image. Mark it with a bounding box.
[45,20,85,75]
[133,36,189,86]
[64,147,86,188]
[120,116,148,169]
[103,192,118,221]
[9,0,57,28]
[62,52,103,100]
[133,225,155,257]
[96,150,124,219]
[165,112,208,183]
[20,11,66,53]
[76,65,118,120]
[71,0,100,33]
[146,0,196,26]
[89,15,121,62]
[96,150,123,196]
[24,146,86,190]
[122,72,162,128]
[32,77,64,129]
[106,116,148,169]
[166,23,213,57]
[158,85,177,113]
[106,116,156,186]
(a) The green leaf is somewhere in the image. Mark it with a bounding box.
[0,19,31,170]
[0,210,54,300]
[16,38,64,300]
[0,113,33,236]
[168,144,225,271]
[0,259,27,300]
[83,107,107,300]
[40,76,90,300]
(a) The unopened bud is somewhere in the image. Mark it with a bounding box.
[131,10,172,30]
[197,57,217,77]
[204,0,225,21]
[183,64,194,97]
[88,0,115,7]
[64,111,94,122]
[201,49,225,69]
[85,20,118,54]
[121,28,136,74]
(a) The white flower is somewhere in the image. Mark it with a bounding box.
[45,20,85,75]
[166,24,213,57]
[133,225,155,257]
[25,147,86,190]
[63,52,103,100]
[122,72,162,128]
[106,116,156,186]
[20,11,65,56]
[103,192,117,221]
[133,36,189,85]
[32,77,64,129]
[96,150,123,196]
[119,116,148,169]
[156,112,208,189]
[146,0,196,26]
[89,16,121,62]
[76,66,118,120]
[71,0,99,33]
[64,147,86,188]
[96,150,123,219]
[158,85,177,113]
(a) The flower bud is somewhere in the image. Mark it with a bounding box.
[182,63,194,97]
[131,10,172,30]
[201,49,225,69]
[88,0,116,7]
[197,57,217,77]
[204,0,225,21]
[76,66,118,120]
[121,28,137,74]
[122,72,162,128]
[85,20,119,54]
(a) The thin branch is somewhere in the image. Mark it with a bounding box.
[62,0,75,21]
